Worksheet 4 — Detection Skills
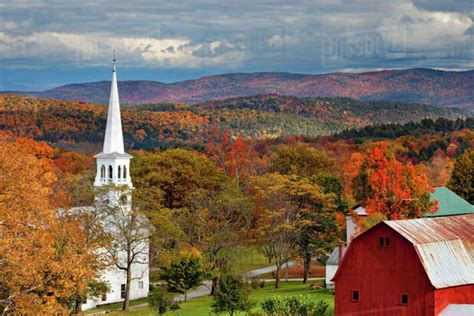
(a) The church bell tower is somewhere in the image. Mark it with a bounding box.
[94,57,133,189]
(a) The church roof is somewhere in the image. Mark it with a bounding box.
[94,152,132,159]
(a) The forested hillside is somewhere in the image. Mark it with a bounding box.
[0,94,466,152]
[4,68,474,109]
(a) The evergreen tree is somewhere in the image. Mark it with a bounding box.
[211,275,252,316]
[161,256,209,301]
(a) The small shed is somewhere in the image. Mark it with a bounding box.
[333,214,474,315]
[325,245,346,288]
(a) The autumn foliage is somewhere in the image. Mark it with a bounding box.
[353,142,436,220]
[0,136,101,314]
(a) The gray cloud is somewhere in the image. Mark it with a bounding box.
[0,0,473,89]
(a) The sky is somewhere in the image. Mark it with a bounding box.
[0,0,473,90]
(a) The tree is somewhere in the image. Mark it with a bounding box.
[132,148,224,210]
[180,183,253,294]
[161,256,210,301]
[271,143,335,177]
[206,129,258,189]
[211,275,252,316]
[448,148,474,204]
[250,173,339,287]
[95,186,152,311]
[54,150,95,207]
[250,173,299,288]
[271,142,346,211]
[133,149,252,294]
[0,137,102,314]
[292,179,338,283]
[353,142,435,221]
[56,210,111,314]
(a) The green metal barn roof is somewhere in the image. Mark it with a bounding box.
[426,187,474,217]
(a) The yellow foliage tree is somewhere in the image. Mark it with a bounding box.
[0,137,102,314]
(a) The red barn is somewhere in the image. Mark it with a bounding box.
[333,214,474,315]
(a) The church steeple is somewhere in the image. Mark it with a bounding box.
[94,56,133,188]
[102,55,125,154]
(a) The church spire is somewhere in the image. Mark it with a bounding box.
[102,55,125,154]
[94,55,133,189]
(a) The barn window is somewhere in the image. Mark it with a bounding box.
[351,290,359,302]
[118,165,121,179]
[123,165,127,179]
[401,294,408,305]
[379,237,390,248]
[108,165,113,179]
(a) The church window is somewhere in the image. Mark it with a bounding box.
[118,166,121,179]
[123,165,127,179]
[108,165,113,179]
[100,165,105,179]
[121,284,126,299]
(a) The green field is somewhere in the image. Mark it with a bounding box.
[100,281,334,316]
[150,246,268,284]
[226,246,269,274]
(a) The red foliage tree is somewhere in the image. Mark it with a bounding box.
[354,142,437,220]
[206,128,258,189]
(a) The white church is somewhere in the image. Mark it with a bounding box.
[82,58,149,310]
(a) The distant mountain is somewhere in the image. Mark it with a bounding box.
[0,94,466,152]
[3,68,474,109]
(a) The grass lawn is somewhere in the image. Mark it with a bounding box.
[227,246,269,274]
[149,246,268,284]
[85,297,148,314]
[103,280,334,316]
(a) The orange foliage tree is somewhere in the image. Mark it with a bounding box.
[206,129,258,189]
[353,142,436,221]
[0,137,104,314]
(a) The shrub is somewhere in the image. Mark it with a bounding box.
[250,279,260,289]
[148,288,179,315]
[286,295,315,315]
[313,300,329,316]
[260,295,329,316]
[261,296,285,315]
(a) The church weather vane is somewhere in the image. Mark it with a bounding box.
[112,49,117,72]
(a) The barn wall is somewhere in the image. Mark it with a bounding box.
[334,224,435,316]
[434,285,474,315]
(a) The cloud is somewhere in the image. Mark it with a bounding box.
[267,35,299,48]
[0,32,246,68]
[0,0,473,89]
[378,2,473,53]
